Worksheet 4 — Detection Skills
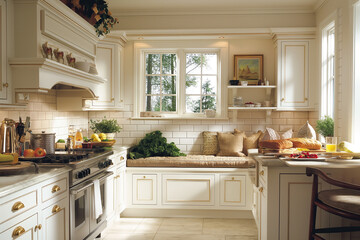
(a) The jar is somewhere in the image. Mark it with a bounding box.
[233,97,243,107]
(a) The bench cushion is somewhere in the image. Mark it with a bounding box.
[126,155,255,168]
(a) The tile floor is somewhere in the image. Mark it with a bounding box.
[102,217,258,240]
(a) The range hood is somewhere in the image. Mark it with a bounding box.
[9,58,105,99]
[10,0,104,100]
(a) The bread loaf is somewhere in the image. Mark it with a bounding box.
[259,139,293,149]
[288,138,322,150]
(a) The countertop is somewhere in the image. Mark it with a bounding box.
[0,164,71,198]
[253,154,360,169]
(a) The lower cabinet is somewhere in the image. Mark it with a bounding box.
[0,171,69,240]
[162,175,215,206]
[40,197,69,240]
[132,175,157,205]
[259,181,267,240]
[115,166,126,213]
[0,213,38,240]
[219,175,246,206]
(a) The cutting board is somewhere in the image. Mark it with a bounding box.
[0,161,33,176]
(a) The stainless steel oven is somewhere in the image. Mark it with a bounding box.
[70,171,113,240]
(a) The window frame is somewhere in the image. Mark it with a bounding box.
[321,20,336,119]
[134,40,228,119]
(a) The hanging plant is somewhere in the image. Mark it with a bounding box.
[61,0,119,37]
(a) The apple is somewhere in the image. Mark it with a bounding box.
[34,147,46,157]
[23,149,35,158]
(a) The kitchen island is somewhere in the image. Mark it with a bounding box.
[253,154,360,240]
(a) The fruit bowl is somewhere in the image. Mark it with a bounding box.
[91,140,116,147]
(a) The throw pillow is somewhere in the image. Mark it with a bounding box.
[202,131,219,155]
[281,129,293,139]
[234,129,262,155]
[260,127,280,141]
[297,121,316,139]
[217,132,246,157]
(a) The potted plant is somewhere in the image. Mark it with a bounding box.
[89,117,122,140]
[316,115,334,138]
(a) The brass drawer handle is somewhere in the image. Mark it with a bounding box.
[115,175,120,179]
[12,226,25,237]
[120,156,124,160]
[260,170,264,176]
[3,83,8,88]
[231,177,235,180]
[259,187,264,193]
[52,185,61,193]
[12,201,25,211]
[35,224,42,231]
[52,205,61,213]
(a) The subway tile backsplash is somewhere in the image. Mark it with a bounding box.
[4,91,318,155]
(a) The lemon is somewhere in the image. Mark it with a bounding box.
[99,133,107,141]
[91,133,101,142]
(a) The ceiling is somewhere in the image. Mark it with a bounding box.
[107,0,325,15]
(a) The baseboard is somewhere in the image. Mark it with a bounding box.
[121,208,254,219]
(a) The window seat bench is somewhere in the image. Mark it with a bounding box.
[126,155,255,168]
[124,155,256,218]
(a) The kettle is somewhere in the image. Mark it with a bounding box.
[0,118,17,154]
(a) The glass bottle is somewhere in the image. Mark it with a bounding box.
[68,125,75,149]
[75,129,83,149]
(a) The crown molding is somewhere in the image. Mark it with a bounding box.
[313,0,328,12]
[113,7,315,17]
[120,27,316,41]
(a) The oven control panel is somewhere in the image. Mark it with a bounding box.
[76,168,91,179]
[98,159,113,169]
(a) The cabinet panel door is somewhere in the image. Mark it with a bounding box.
[259,182,267,240]
[0,213,38,240]
[116,167,126,213]
[93,43,115,107]
[279,174,329,240]
[132,175,157,205]
[220,175,246,206]
[41,197,69,240]
[0,0,7,100]
[162,174,215,206]
[279,41,309,108]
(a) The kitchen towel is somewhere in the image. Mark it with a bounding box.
[93,179,103,219]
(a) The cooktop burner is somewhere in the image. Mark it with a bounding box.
[31,148,106,164]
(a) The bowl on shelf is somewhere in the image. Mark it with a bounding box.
[244,102,255,107]
[241,81,248,86]
[255,102,262,107]
[229,80,239,85]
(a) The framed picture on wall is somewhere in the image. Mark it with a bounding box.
[234,54,264,85]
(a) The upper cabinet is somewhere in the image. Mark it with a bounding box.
[0,0,7,102]
[83,36,126,110]
[274,30,317,110]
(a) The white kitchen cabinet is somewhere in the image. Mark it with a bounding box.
[132,175,157,205]
[279,173,329,240]
[0,213,38,240]
[259,181,267,240]
[162,174,215,206]
[219,175,246,206]
[0,0,7,100]
[40,197,69,240]
[276,39,316,110]
[115,164,126,213]
[85,38,125,110]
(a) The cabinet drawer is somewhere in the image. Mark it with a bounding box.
[132,175,157,205]
[0,212,38,239]
[0,190,38,224]
[41,178,67,203]
[162,175,215,206]
[220,175,246,206]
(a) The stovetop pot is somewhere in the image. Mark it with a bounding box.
[30,131,55,154]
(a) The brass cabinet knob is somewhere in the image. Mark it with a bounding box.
[143,176,146,179]
[3,83,8,88]
[120,156,124,160]
[305,97,308,101]
[111,97,115,101]
[260,170,264,176]
[52,205,61,213]
[115,175,120,179]
[12,226,25,237]
[35,224,42,231]
[281,98,285,102]
[231,177,235,180]
[259,187,264,193]
[12,201,25,211]
[52,185,61,193]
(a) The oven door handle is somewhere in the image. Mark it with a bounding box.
[70,171,114,195]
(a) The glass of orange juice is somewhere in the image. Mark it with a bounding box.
[326,137,337,152]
